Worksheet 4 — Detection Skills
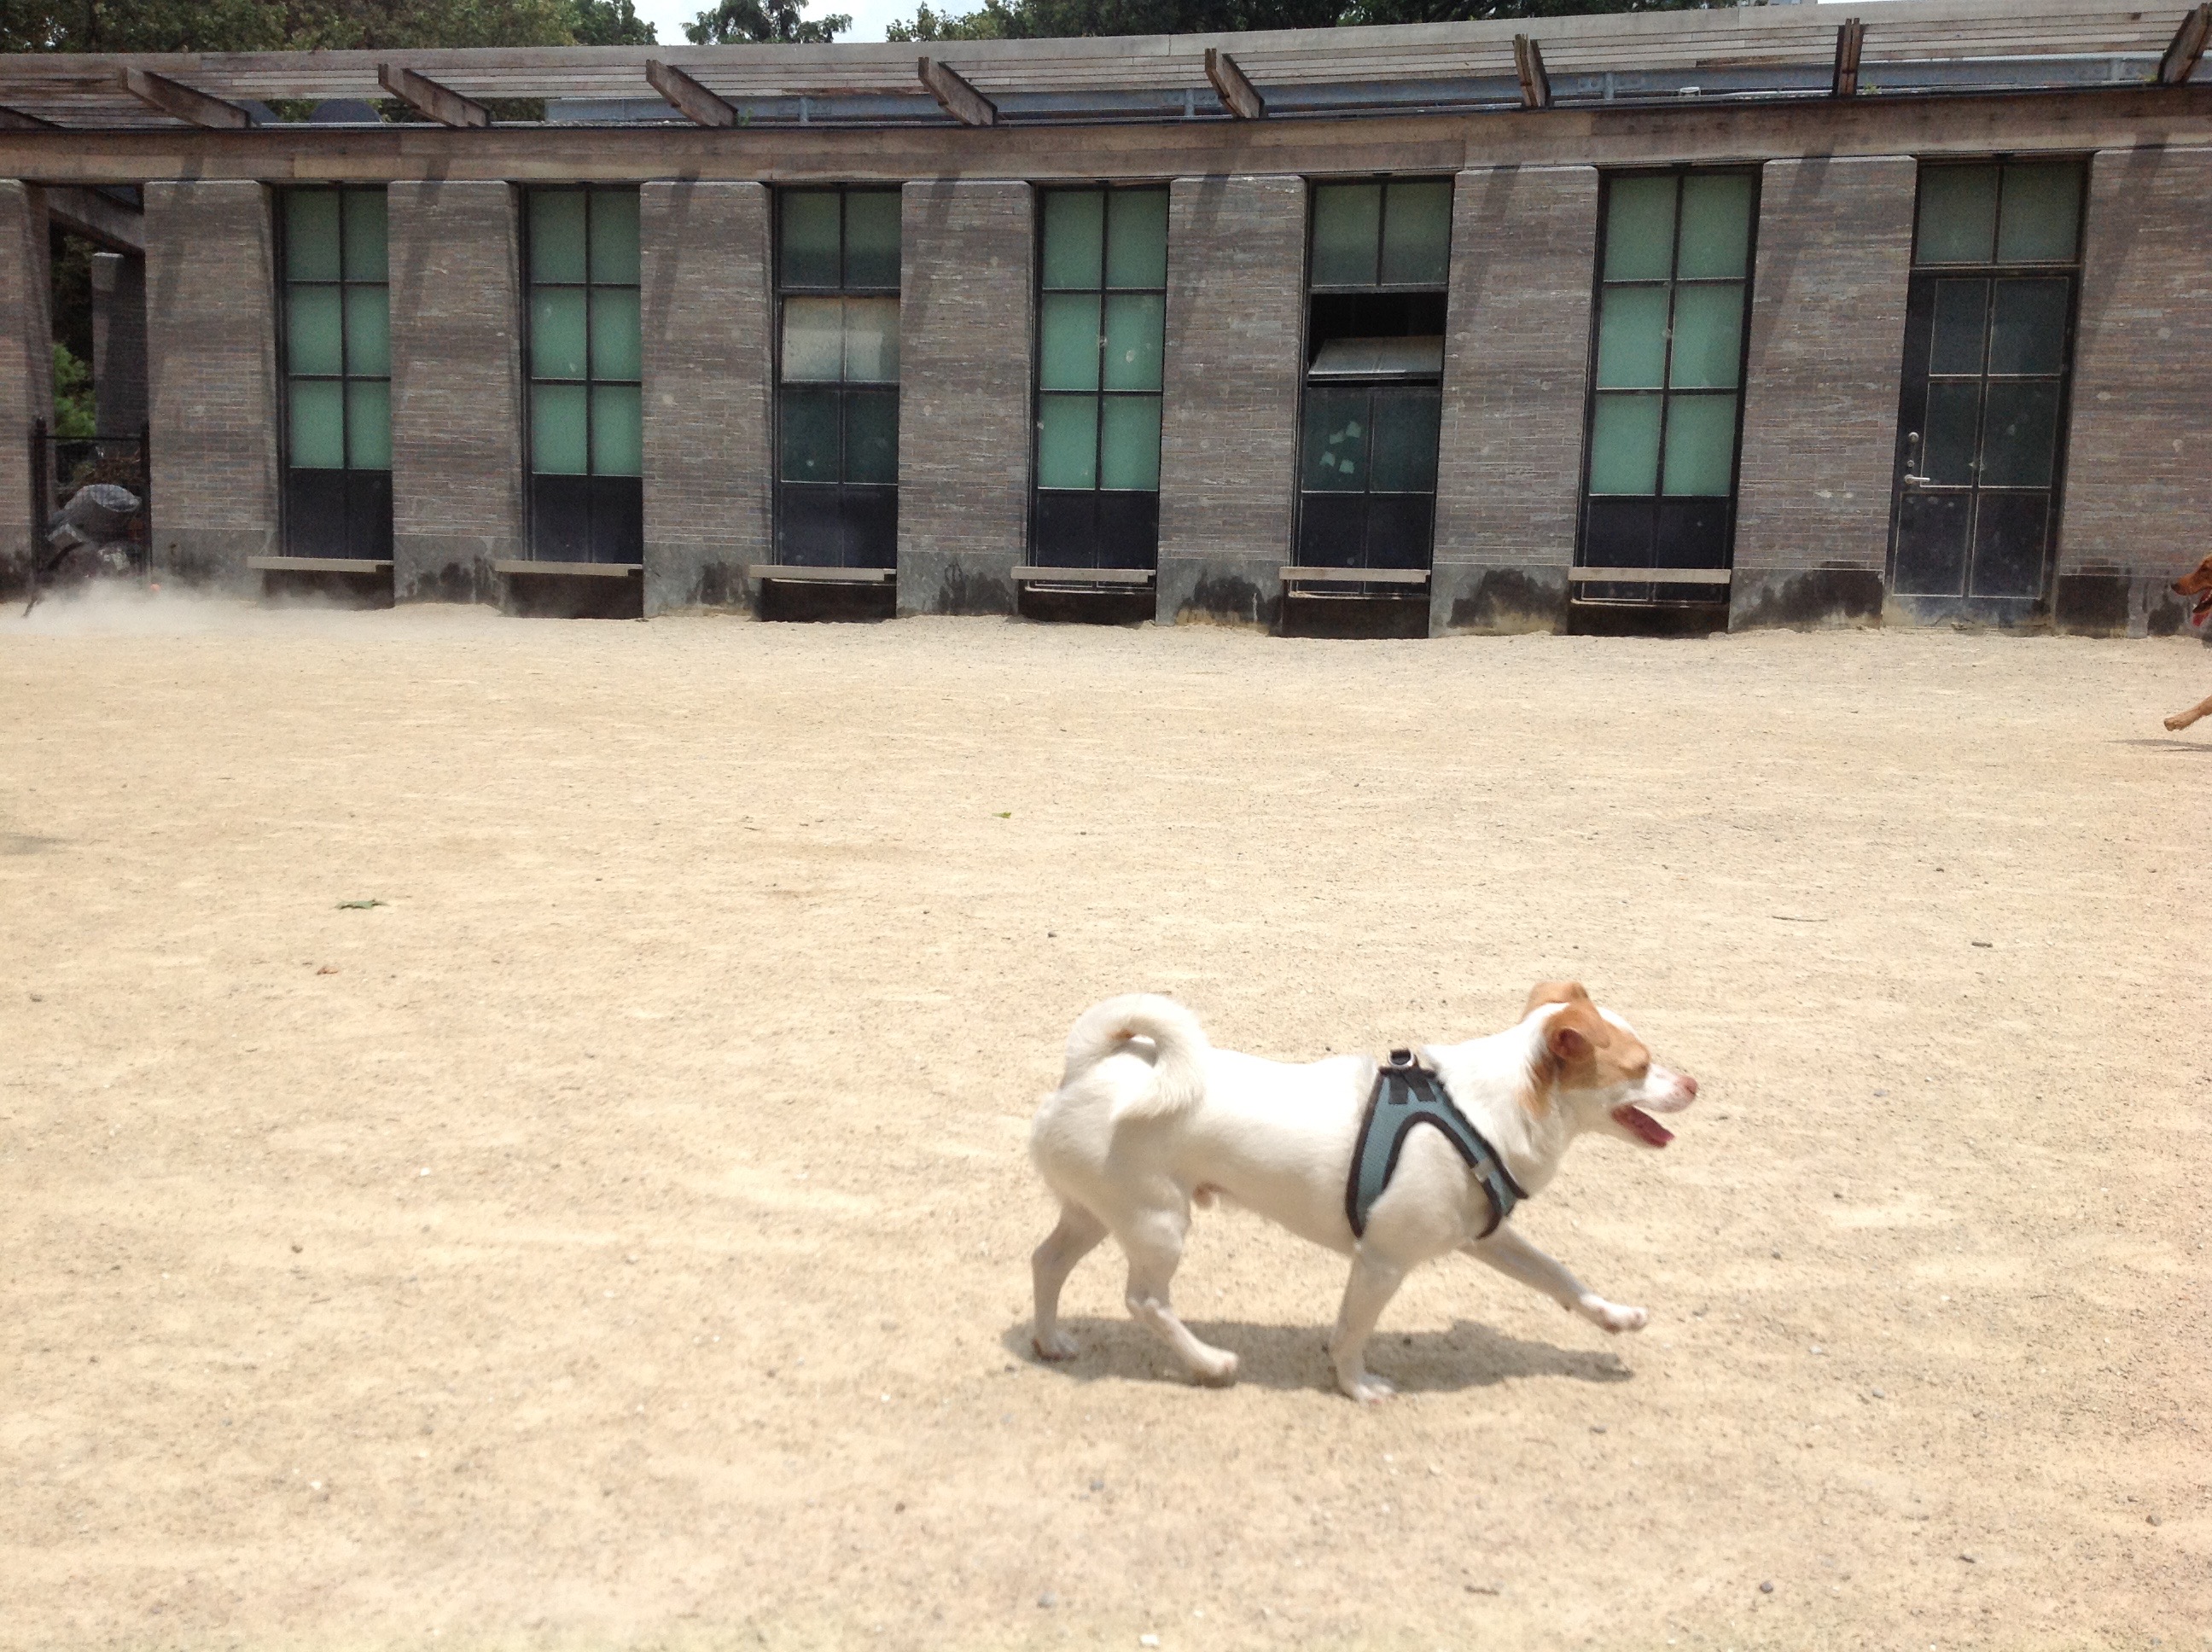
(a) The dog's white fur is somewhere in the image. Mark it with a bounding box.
[1027,985,1698,1401]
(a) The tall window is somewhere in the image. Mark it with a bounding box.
[1579,170,1757,590]
[280,186,391,560]
[1297,178,1452,572]
[1033,187,1167,569]
[1889,159,2084,604]
[777,187,900,569]
[525,187,642,564]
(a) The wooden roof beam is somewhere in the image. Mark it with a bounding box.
[917,56,995,127]
[645,58,736,127]
[121,67,251,129]
[1831,17,1865,97]
[377,62,490,129]
[1513,34,1551,111]
[0,106,59,130]
[2160,3,2210,84]
[1204,48,1264,119]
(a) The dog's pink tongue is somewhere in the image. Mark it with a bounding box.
[1614,1104,1674,1148]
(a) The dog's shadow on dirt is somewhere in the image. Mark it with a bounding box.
[2115,736,2212,754]
[1004,1318,1633,1395]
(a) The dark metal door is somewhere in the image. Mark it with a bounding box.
[1889,271,2075,602]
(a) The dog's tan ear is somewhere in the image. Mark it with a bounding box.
[1524,980,1590,1016]
[1546,1019,1592,1062]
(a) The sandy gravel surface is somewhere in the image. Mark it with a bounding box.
[3,593,2209,1651]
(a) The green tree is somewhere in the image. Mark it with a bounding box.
[52,340,95,439]
[0,0,654,55]
[890,0,1735,42]
[684,0,850,43]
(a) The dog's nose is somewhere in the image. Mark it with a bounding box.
[1679,1074,1699,1100]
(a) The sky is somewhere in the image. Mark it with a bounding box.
[632,0,917,46]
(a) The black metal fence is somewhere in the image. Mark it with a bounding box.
[26,418,151,605]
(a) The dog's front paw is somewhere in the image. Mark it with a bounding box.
[1583,1298,1648,1334]
[1191,1348,1240,1387]
[1337,1370,1396,1405]
[2167,713,2192,731]
[1033,1329,1080,1361]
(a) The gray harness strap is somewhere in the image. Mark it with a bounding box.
[1346,1049,1527,1241]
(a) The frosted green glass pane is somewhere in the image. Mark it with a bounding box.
[1604,175,1676,282]
[1042,190,1104,290]
[1595,284,1668,388]
[591,288,642,381]
[1661,393,1737,496]
[843,297,900,384]
[1929,279,1988,375]
[346,380,391,470]
[1037,393,1097,489]
[1997,163,2081,264]
[1668,282,1744,389]
[781,191,841,288]
[1676,173,1753,279]
[531,288,587,381]
[530,191,587,284]
[1988,278,2068,375]
[1921,381,1980,484]
[591,384,642,476]
[1586,393,1660,494]
[780,387,837,481]
[1102,294,1163,392]
[1099,396,1161,491]
[1040,293,1102,392]
[1105,189,1168,288]
[590,189,640,285]
[845,389,899,485]
[1370,388,1440,493]
[781,297,842,383]
[1381,179,1452,286]
[287,285,343,376]
[1301,388,1368,492]
[1311,183,1382,287]
[844,190,902,288]
[286,191,340,282]
[1979,380,2058,488]
[343,286,389,376]
[531,382,588,474]
[1917,165,1998,265]
[341,189,387,281]
[288,379,344,469]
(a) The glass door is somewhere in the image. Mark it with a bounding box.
[1889,160,2084,604]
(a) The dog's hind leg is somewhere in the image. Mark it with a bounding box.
[1120,1207,1238,1387]
[1032,1201,1109,1360]
[1330,1248,1408,1404]
[1464,1224,1647,1334]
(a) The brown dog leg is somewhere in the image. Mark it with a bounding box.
[2165,693,2212,732]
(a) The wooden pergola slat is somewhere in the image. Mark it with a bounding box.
[121,67,250,129]
[2161,3,2211,84]
[644,58,736,127]
[376,62,489,128]
[1832,18,1866,97]
[917,57,995,127]
[1204,49,1264,119]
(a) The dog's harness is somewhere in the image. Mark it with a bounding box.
[1346,1049,1527,1241]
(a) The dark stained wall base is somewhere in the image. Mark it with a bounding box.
[1569,600,1727,638]
[502,573,643,620]
[1727,567,1884,631]
[154,527,265,590]
[1881,593,2048,631]
[902,550,1016,617]
[1435,564,1571,635]
[1160,559,1280,629]
[393,535,496,606]
[2052,572,2203,639]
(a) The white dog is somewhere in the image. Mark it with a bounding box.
[1027,982,1698,1402]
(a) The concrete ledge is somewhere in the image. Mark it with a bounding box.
[1280,566,1429,585]
[495,560,641,579]
[1013,565,1155,586]
[250,556,392,573]
[1571,566,1733,585]
[1431,564,1570,635]
[1728,566,1884,631]
[748,563,894,585]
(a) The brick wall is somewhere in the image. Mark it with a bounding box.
[144,180,278,585]
[1156,174,1305,627]
[2057,145,2212,637]
[896,179,1032,615]
[1732,154,1915,630]
[1430,164,1598,635]
[388,179,523,604]
[640,180,772,615]
[0,180,50,594]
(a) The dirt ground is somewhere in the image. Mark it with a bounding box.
[3,591,2209,1652]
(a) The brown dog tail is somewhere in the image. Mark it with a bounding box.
[1062,993,1209,1123]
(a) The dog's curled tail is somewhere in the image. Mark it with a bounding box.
[1063,993,1209,1123]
